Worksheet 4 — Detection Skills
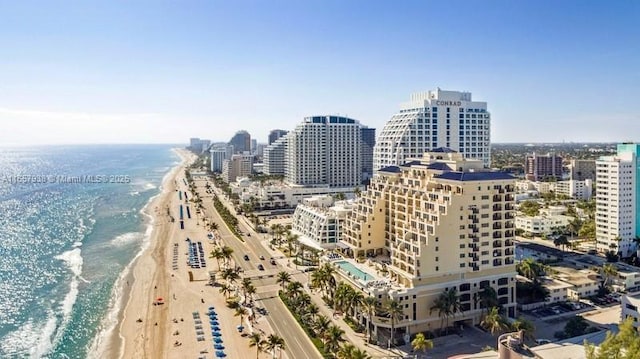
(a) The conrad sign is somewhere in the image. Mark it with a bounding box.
[435,100,462,106]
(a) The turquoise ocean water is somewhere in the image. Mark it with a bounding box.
[0,145,179,358]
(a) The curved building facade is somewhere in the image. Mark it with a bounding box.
[373,89,491,171]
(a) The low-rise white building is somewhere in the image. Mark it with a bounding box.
[621,292,640,329]
[515,214,572,236]
[230,179,358,210]
[291,195,354,250]
[553,267,599,300]
[554,180,592,200]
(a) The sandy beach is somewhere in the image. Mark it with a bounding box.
[116,149,270,359]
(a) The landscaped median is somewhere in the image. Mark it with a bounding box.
[278,290,331,358]
[212,195,244,242]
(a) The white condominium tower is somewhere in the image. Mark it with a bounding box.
[595,143,640,258]
[285,116,362,187]
[373,88,491,171]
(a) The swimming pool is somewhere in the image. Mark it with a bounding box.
[335,260,374,282]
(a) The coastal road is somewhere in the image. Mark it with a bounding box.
[193,179,323,359]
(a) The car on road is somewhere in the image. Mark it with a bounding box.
[257,264,265,271]
[259,255,265,260]
[243,254,250,261]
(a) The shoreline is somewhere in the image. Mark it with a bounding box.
[92,148,191,359]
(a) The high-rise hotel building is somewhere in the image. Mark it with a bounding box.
[595,143,640,258]
[337,149,516,336]
[373,89,491,171]
[285,116,362,187]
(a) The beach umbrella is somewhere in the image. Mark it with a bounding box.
[213,338,223,343]
[215,351,226,357]
[212,332,222,337]
[208,306,215,311]
[211,326,220,331]
[210,320,219,325]
[214,344,225,350]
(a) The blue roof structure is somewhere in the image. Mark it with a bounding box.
[435,172,514,181]
[379,165,402,173]
[426,162,451,171]
[431,147,457,153]
[401,160,422,167]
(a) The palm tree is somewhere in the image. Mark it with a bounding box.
[362,296,378,344]
[337,343,370,359]
[324,324,345,354]
[245,285,257,305]
[235,306,248,326]
[411,333,434,357]
[553,235,570,252]
[481,307,506,335]
[430,288,461,334]
[219,283,232,298]
[516,258,542,280]
[286,281,303,300]
[276,271,291,291]
[265,334,286,359]
[221,245,234,267]
[512,317,536,340]
[479,286,499,314]
[285,232,299,258]
[304,303,320,321]
[221,267,240,285]
[209,248,224,270]
[314,315,331,336]
[381,298,404,349]
[601,263,618,289]
[248,332,265,359]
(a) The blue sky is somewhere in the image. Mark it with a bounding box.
[0,0,638,145]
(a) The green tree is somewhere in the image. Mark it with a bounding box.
[235,306,248,326]
[362,296,378,344]
[600,263,618,290]
[265,334,286,359]
[516,258,544,280]
[381,298,405,348]
[564,316,589,338]
[411,332,434,357]
[520,200,541,216]
[554,235,570,251]
[512,317,536,340]
[276,271,291,291]
[481,307,507,335]
[585,317,640,359]
[248,332,266,359]
[324,324,345,354]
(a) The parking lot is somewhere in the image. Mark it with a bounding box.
[529,301,593,318]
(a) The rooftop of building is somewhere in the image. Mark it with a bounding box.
[435,171,515,182]
[518,242,567,259]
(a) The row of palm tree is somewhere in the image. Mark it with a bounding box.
[248,331,286,359]
[429,288,462,334]
[310,263,338,297]
[279,278,371,358]
[209,245,235,270]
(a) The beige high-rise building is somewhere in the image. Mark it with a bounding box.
[333,149,516,343]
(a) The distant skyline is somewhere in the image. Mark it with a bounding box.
[1,1,639,145]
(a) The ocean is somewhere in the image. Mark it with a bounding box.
[0,144,180,358]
